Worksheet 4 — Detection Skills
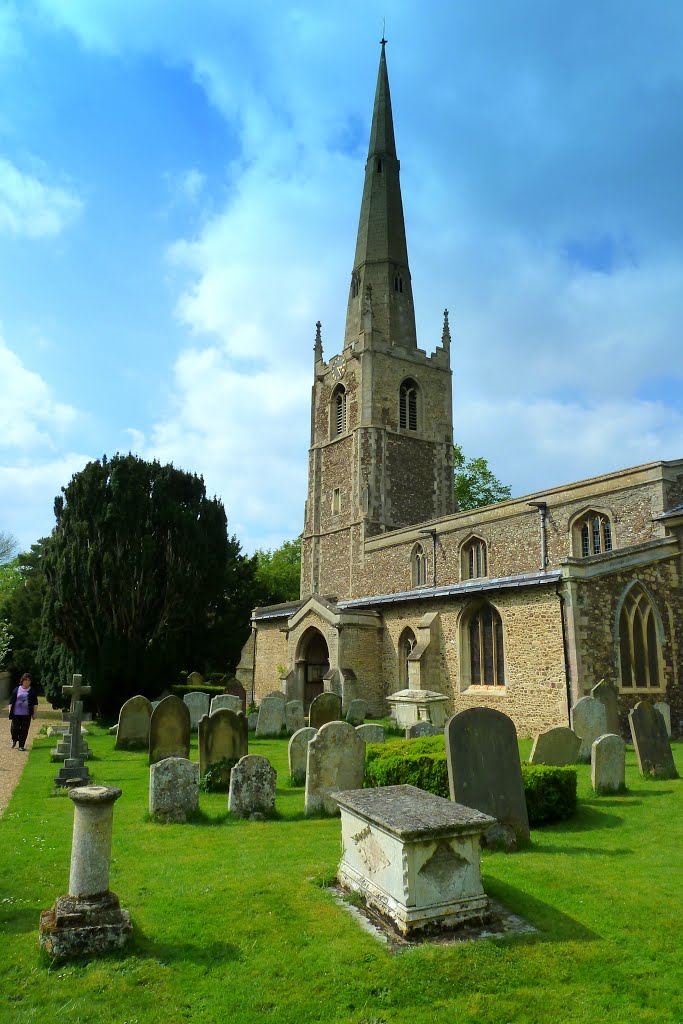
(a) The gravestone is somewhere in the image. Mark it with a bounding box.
[54,701,91,788]
[255,695,286,737]
[654,701,672,738]
[247,712,259,732]
[53,674,93,761]
[285,700,305,735]
[309,691,342,730]
[529,726,581,766]
[210,694,242,715]
[288,727,317,784]
[187,671,204,688]
[199,709,248,778]
[571,696,607,761]
[149,695,191,765]
[305,721,366,816]
[591,679,621,735]
[356,723,385,744]
[183,691,210,731]
[264,690,286,701]
[445,708,529,846]
[591,734,626,794]
[228,755,276,818]
[345,699,368,726]
[629,701,678,779]
[115,695,152,750]
[406,721,439,739]
[224,680,247,713]
[149,757,199,822]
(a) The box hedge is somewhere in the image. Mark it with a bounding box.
[364,737,577,826]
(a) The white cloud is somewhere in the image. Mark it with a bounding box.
[0,158,82,238]
[0,336,79,449]
[0,454,91,551]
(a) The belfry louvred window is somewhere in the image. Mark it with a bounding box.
[400,379,418,430]
[332,386,347,436]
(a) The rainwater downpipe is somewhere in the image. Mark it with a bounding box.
[419,528,437,587]
[527,501,548,571]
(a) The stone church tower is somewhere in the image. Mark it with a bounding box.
[300,41,455,600]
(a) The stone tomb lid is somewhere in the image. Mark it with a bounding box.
[334,785,495,840]
[386,689,449,702]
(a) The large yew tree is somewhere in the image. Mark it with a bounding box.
[41,454,243,714]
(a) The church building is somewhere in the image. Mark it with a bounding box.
[238,43,683,738]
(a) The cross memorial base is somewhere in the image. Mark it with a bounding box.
[39,891,132,959]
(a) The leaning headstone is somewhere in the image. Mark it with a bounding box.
[591,679,621,735]
[199,709,248,778]
[405,721,439,739]
[210,694,242,715]
[309,691,342,729]
[629,701,678,779]
[529,726,581,766]
[255,695,286,737]
[446,708,530,847]
[288,727,317,784]
[571,697,607,761]
[228,755,276,818]
[247,712,259,732]
[149,695,191,765]
[183,691,210,731]
[115,695,152,751]
[654,701,672,738]
[149,757,199,822]
[39,786,132,959]
[305,721,365,816]
[285,700,305,735]
[591,734,626,794]
[356,723,385,744]
[345,699,368,726]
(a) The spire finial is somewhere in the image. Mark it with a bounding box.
[381,18,387,49]
[441,309,451,350]
[314,320,323,363]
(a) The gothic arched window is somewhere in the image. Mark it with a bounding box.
[572,509,614,557]
[463,602,505,688]
[331,385,347,437]
[400,378,418,431]
[398,627,417,690]
[462,536,488,580]
[411,543,428,588]
[618,584,663,690]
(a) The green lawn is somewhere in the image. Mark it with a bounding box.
[1,725,682,1024]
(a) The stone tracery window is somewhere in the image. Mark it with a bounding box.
[399,378,418,431]
[462,602,505,688]
[331,385,347,437]
[618,584,663,690]
[411,543,428,587]
[462,536,488,579]
[572,509,613,557]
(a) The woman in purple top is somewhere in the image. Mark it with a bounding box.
[9,673,38,751]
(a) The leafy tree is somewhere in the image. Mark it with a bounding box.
[41,453,239,715]
[0,531,18,564]
[253,537,301,606]
[1,542,48,685]
[0,621,12,667]
[453,443,512,511]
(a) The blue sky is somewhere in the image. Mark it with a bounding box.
[1,1,683,555]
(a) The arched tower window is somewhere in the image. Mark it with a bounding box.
[411,543,428,588]
[462,602,505,688]
[399,378,418,431]
[331,385,347,437]
[462,536,488,579]
[572,509,614,557]
[376,157,383,173]
[351,272,360,298]
[618,584,663,691]
[398,627,417,690]
[393,272,403,293]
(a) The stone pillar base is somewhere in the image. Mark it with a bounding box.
[54,763,90,787]
[39,892,132,959]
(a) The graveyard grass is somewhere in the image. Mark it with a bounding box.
[2,728,682,1024]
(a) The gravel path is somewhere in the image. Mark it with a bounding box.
[0,702,63,816]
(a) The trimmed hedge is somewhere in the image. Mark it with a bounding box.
[171,684,224,698]
[364,737,577,826]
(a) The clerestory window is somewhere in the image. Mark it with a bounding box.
[411,543,428,588]
[462,537,488,580]
[572,510,614,557]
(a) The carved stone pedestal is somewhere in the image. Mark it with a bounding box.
[39,892,132,959]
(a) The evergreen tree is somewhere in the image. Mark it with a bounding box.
[453,443,512,511]
[253,537,301,606]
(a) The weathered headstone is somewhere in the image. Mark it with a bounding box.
[228,755,276,818]
[356,723,385,744]
[591,734,626,794]
[309,691,342,730]
[405,721,439,739]
[654,701,672,738]
[264,690,286,701]
[210,694,242,715]
[288,726,317,784]
[571,696,607,761]
[345,699,368,726]
[591,679,621,735]
[305,721,366,816]
[247,712,259,732]
[224,680,247,713]
[53,673,93,761]
[149,757,199,822]
[199,709,248,778]
[149,695,191,765]
[54,701,91,787]
[285,700,305,735]
[187,671,204,688]
[115,695,152,751]
[183,691,210,731]
[629,701,678,779]
[255,695,286,737]
[445,708,529,847]
[529,726,581,766]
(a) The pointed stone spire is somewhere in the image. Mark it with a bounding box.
[314,320,323,363]
[343,40,417,349]
[441,309,451,352]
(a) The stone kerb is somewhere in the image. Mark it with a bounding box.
[309,692,342,730]
[305,721,366,816]
[529,727,581,766]
[288,727,317,784]
[255,696,286,737]
[115,695,152,750]
[591,680,621,736]
[285,700,305,735]
[445,707,529,847]
[629,701,678,779]
[149,757,199,823]
[149,695,191,765]
[356,723,385,744]
[591,734,626,794]
[345,699,368,726]
[183,691,210,731]
[210,694,242,715]
[228,755,276,818]
[571,697,607,761]
[199,709,248,778]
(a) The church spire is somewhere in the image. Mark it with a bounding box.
[343,40,417,349]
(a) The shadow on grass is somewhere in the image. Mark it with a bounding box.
[132,925,241,965]
[483,878,600,943]
[544,804,625,832]
[526,843,633,857]
[1,904,44,936]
